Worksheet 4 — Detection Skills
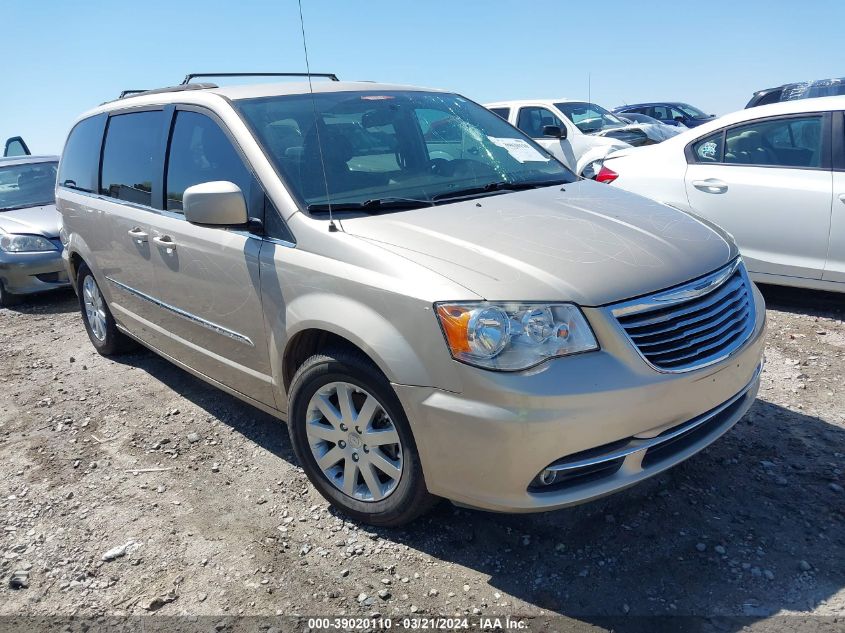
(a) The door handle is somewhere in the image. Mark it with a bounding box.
[839,193,845,204]
[152,235,177,251]
[127,227,148,243]
[692,179,728,194]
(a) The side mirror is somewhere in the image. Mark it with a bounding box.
[183,181,248,227]
[674,116,685,123]
[542,125,567,139]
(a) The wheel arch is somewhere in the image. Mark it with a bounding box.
[67,250,85,289]
[282,328,385,393]
[276,293,452,400]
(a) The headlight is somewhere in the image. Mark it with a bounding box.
[435,302,599,371]
[0,234,58,253]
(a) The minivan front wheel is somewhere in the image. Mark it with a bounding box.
[76,263,135,355]
[288,349,437,526]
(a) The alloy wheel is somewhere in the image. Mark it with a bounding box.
[305,381,403,502]
[82,275,107,342]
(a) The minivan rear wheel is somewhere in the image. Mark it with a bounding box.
[76,263,135,355]
[288,349,438,526]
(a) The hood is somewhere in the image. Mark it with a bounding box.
[584,133,630,150]
[0,204,60,238]
[341,182,735,306]
[596,125,653,147]
[599,123,684,144]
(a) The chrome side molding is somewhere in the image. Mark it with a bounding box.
[106,277,254,347]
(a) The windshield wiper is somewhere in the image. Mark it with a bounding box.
[307,197,434,214]
[432,179,569,203]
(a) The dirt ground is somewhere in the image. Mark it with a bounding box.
[0,284,843,631]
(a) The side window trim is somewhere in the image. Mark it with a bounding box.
[167,104,261,218]
[167,104,296,243]
[833,111,845,172]
[98,106,167,211]
[58,113,108,193]
[685,112,831,170]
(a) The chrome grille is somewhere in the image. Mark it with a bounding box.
[611,260,754,372]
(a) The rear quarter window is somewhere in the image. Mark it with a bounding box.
[58,115,106,193]
[691,132,724,163]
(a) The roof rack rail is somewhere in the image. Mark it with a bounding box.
[180,72,339,85]
[116,83,218,100]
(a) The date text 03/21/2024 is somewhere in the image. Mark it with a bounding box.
[306,617,528,630]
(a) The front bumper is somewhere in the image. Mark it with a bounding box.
[393,284,766,513]
[0,249,70,296]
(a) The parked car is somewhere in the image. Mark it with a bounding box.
[614,102,715,128]
[484,99,638,178]
[58,75,765,526]
[616,112,686,142]
[0,152,69,306]
[599,95,845,294]
[746,77,845,108]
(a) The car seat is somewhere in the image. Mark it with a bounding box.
[300,122,357,199]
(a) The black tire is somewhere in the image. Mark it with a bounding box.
[288,348,438,526]
[0,282,22,308]
[76,263,136,355]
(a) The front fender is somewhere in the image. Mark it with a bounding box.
[269,292,462,410]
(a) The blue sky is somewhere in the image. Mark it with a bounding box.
[4,0,845,154]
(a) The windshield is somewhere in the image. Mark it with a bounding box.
[236,91,575,212]
[0,161,57,211]
[555,102,626,134]
[677,103,709,119]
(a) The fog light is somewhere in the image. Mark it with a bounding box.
[538,469,557,485]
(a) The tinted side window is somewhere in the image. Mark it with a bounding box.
[59,116,105,193]
[691,132,724,163]
[725,116,822,168]
[100,111,163,205]
[516,107,564,138]
[488,107,510,120]
[651,105,671,120]
[165,111,252,212]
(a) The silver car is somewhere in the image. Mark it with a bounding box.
[0,155,70,306]
[57,76,766,525]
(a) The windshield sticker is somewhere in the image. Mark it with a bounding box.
[487,137,550,163]
[700,141,718,158]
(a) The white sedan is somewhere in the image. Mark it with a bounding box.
[599,96,845,293]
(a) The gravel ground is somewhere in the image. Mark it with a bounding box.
[0,285,843,630]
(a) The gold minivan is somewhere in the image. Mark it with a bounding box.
[58,75,766,525]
